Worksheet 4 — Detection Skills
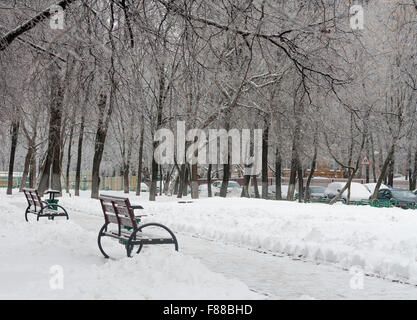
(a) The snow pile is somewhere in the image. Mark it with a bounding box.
[0,192,260,300]
[78,250,258,300]
[142,197,417,285]
[57,191,417,285]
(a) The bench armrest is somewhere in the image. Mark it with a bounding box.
[131,205,144,210]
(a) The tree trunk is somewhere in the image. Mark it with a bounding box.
[275,147,282,200]
[330,127,368,205]
[407,147,412,190]
[92,19,116,198]
[123,115,135,194]
[164,166,173,195]
[412,149,417,191]
[388,156,395,187]
[7,120,20,195]
[38,72,64,196]
[261,116,269,199]
[241,172,250,198]
[370,133,377,183]
[220,163,230,197]
[19,146,32,192]
[136,120,144,196]
[297,160,303,203]
[177,164,185,198]
[65,121,74,193]
[159,165,163,196]
[365,137,370,183]
[123,163,130,193]
[287,154,298,201]
[371,143,396,200]
[253,176,260,198]
[220,120,231,198]
[330,167,358,205]
[149,155,159,201]
[190,134,199,199]
[207,164,212,197]
[191,162,199,199]
[28,138,36,188]
[287,115,301,201]
[174,175,180,195]
[74,114,85,196]
[346,169,352,205]
[91,92,111,199]
[182,165,189,196]
[304,144,317,203]
[150,63,166,201]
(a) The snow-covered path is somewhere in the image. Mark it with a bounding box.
[54,197,417,299]
[179,235,417,299]
[2,190,417,299]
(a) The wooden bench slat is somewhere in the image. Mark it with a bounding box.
[99,195,139,230]
[23,188,44,213]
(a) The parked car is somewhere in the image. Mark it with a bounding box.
[324,182,371,202]
[375,188,417,208]
[306,186,326,200]
[209,181,242,197]
[364,183,389,194]
[263,185,298,200]
[249,185,277,198]
[139,183,149,192]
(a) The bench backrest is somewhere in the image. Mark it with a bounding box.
[23,188,44,211]
[99,195,137,234]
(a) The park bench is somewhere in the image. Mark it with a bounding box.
[23,188,69,222]
[97,194,179,258]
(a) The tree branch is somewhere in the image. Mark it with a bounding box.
[0,0,78,51]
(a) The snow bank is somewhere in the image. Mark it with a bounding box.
[0,191,260,300]
[141,197,417,285]
[56,191,417,284]
[57,190,417,285]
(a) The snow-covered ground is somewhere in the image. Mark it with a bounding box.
[1,189,417,299]
[0,190,259,300]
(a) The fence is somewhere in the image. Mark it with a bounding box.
[0,176,25,188]
[75,176,138,191]
[1,173,412,191]
[0,175,137,191]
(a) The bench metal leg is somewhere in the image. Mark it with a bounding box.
[126,223,179,257]
[98,223,110,259]
[136,244,144,254]
[138,223,179,252]
[24,206,30,222]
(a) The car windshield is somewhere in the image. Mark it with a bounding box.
[310,186,325,193]
[228,182,240,188]
[391,190,417,199]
